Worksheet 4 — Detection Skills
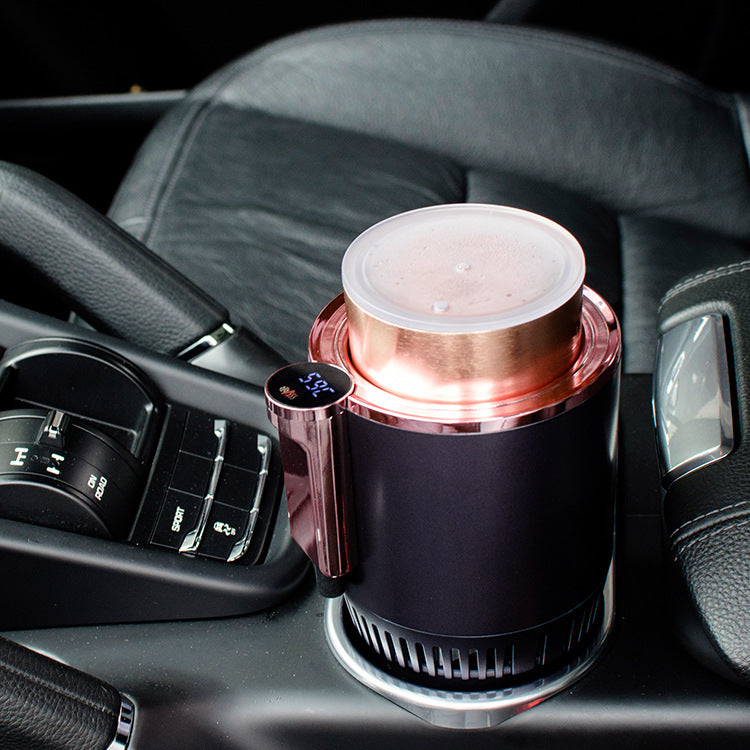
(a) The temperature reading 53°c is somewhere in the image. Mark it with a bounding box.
[299,372,336,399]
[266,362,353,410]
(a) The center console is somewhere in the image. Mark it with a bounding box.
[0,300,307,630]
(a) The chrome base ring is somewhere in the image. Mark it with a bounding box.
[324,565,614,729]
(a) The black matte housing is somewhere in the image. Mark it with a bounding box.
[343,373,619,685]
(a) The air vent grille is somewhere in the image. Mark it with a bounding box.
[345,594,602,687]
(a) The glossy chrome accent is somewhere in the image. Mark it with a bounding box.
[40,409,69,445]
[106,695,135,750]
[324,564,614,729]
[179,419,228,554]
[265,364,356,577]
[309,288,620,434]
[227,434,272,562]
[654,313,734,486]
[177,323,235,361]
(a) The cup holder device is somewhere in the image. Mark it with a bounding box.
[0,311,307,630]
[266,205,622,726]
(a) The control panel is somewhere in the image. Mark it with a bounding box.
[0,338,279,566]
[0,408,144,538]
[0,317,305,629]
[136,407,272,563]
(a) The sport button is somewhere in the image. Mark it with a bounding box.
[151,490,204,550]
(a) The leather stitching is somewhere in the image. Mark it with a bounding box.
[144,103,214,245]
[0,660,116,718]
[669,500,750,540]
[659,259,750,308]
[673,515,750,562]
[138,102,206,231]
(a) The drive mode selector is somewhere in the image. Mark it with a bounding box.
[0,408,143,538]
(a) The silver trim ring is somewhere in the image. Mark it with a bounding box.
[179,419,228,554]
[107,695,136,750]
[324,563,614,729]
[178,323,235,361]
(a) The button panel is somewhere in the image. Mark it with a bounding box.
[224,423,264,473]
[169,452,212,496]
[147,408,273,563]
[180,410,217,459]
[179,418,228,554]
[215,464,258,510]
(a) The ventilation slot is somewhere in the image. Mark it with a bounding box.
[342,594,604,687]
[370,622,385,657]
[487,648,498,679]
[347,602,364,639]
[503,645,514,677]
[433,646,445,678]
[397,638,410,670]
[469,648,483,680]
[415,642,431,676]
[535,635,549,668]
[384,631,397,665]
[360,616,372,648]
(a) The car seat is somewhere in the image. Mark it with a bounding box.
[108,19,750,373]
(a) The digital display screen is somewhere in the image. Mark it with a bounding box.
[266,362,352,409]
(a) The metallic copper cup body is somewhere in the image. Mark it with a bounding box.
[344,288,583,404]
[340,204,589,406]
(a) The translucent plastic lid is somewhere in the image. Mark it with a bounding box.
[341,204,585,333]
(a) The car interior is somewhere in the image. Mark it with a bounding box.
[0,1,749,748]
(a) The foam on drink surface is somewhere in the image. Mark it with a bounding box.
[342,204,585,333]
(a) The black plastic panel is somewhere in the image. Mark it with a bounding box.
[0,300,307,628]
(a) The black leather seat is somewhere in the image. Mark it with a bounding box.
[108,20,750,372]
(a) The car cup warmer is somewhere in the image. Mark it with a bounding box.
[266,205,622,727]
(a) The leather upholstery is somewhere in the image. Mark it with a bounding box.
[0,635,121,749]
[0,162,229,357]
[109,20,750,371]
[659,261,750,684]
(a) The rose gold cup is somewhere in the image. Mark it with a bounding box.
[341,204,586,406]
[269,204,621,691]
